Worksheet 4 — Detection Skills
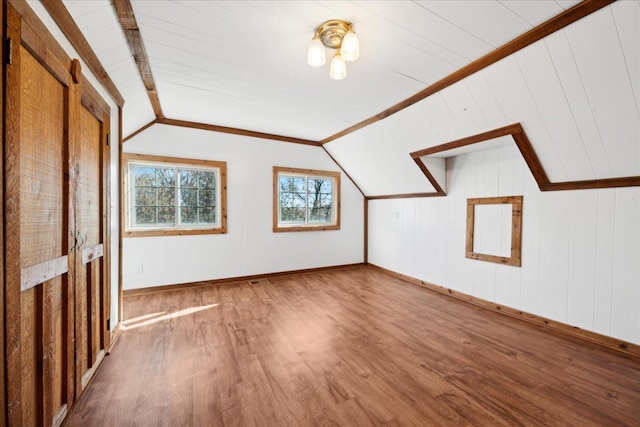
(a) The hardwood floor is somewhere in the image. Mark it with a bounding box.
[65,266,640,426]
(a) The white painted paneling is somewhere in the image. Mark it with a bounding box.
[369,144,640,345]
[567,191,598,330]
[123,125,364,289]
[565,6,640,177]
[328,2,638,197]
[544,30,613,178]
[593,190,615,336]
[498,1,564,26]
[611,188,640,343]
[416,1,531,48]
[516,40,594,180]
[611,1,640,120]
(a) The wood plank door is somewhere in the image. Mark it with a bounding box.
[74,98,111,394]
[3,4,111,426]
[4,6,76,426]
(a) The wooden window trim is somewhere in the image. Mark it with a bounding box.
[122,153,227,237]
[273,166,341,232]
[465,196,523,267]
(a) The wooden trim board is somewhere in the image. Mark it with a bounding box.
[113,0,163,118]
[368,264,640,359]
[156,118,319,147]
[410,123,639,194]
[39,0,125,106]
[465,196,523,267]
[123,263,364,298]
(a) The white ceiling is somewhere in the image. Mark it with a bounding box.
[63,0,582,140]
[59,0,639,197]
[326,0,640,195]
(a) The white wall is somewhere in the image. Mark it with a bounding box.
[369,144,640,345]
[123,124,364,289]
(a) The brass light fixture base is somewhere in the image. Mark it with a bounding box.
[316,20,352,49]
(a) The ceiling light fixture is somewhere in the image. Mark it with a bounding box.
[307,19,359,80]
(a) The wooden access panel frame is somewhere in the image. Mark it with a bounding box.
[465,196,523,267]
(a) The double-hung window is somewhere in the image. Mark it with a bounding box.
[123,154,227,237]
[273,166,340,232]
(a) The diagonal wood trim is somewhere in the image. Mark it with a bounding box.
[410,124,520,158]
[321,146,365,197]
[368,263,640,359]
[411,123,639,193]
[320,0,616,145]
[367,192,442,200]
[122,120,156,143]
[156,117,320,146]
[113,0,164,119]
[39,0,125,106]
[21,256,69,292]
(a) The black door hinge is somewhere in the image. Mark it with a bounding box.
[106,133,110,146]
[6,38,12,65]
[106,318,110,330]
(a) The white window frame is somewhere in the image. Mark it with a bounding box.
[273,166,340,232]
[123,153,227,237]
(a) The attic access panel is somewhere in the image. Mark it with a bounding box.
[465,196,523,267]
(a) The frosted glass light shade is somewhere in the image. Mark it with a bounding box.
[307,37,326,67]
[341,30,359,62]
[329,52,347,80]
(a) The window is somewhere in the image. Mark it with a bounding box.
[273,166,340,232]
[123,153,227,237]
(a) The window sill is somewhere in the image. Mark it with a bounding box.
[124,227,227,238]
[273,224,340,232]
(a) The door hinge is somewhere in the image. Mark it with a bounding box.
[106,318,110,330]
[6,38,12,65]
[106,133,110,146]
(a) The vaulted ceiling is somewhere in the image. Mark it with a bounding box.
[58,0,639,197]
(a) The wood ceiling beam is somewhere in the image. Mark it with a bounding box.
[38,0,125,106]
[113,0,164,119]
[321,0,617,145]
[155,118,320,146]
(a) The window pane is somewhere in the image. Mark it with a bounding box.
[156,168,175,186]
[135,187,156,206]
[134,167,155,187]
[198,171,216,189]
[180,170,198,188]
[198,189,215,207]
[135,207,157,225]
[157,188,175,206]
[180,189,198,207]
[180,206,198,224]
[280,207,306,223]
[307,178,333,223]
[199,207,215,224]
[128,159,225,233]
[157,207,176,225]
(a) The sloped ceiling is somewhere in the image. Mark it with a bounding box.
[60,0,639,196]
[325,1,640,195]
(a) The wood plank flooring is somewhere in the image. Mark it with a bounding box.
[64,266,640,426]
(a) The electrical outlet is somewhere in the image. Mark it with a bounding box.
[135,264,143,274]
[395,211,400,219]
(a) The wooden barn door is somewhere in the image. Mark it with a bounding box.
[3,4,111,426]
[74,99,111,395]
